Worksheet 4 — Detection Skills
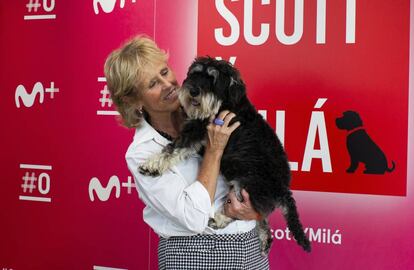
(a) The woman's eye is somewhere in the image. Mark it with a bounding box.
[161,68,169,76]
[149,81,156,88]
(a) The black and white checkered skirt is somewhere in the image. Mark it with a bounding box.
[157,227,269,270]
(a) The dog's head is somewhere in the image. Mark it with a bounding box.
[179,56,246,120]
[336,111,363,131]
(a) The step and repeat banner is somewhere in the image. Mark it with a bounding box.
[1,1,413,269]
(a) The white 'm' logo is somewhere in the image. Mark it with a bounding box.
[15,82,44,108]
[88,176,121,201]
[93,0,125,14]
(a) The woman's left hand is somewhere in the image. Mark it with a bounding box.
[224,189,262,221]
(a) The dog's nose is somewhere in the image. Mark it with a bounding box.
[189,87,200,97]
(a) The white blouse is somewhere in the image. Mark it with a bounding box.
[125,118,256,238]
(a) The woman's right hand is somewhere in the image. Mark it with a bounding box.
[198,111,240,202]
[205,110,240,156]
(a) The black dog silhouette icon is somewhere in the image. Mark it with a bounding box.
[336,111,395,174]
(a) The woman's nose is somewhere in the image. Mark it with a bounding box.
[160,76,172,88]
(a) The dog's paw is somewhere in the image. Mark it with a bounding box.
[139,163,161,177]
[208,213,233,229]
[259,235,273,256]
[258,225,273,256]
[208,218,219,230]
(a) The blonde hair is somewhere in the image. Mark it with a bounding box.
[104,35,168,128]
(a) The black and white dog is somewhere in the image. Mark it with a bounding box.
[139,57,311,254]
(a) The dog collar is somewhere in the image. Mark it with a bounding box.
[348,126,365,135]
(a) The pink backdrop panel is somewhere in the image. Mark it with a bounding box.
[1,1,197,269]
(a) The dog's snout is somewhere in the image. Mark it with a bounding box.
[189,87,200,97]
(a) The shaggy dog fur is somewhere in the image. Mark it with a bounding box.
[336,111,395,174]
[139,57,311,254]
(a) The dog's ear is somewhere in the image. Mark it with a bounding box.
[188,63,203,75]
[227,70,246,108]
[207,66,219,84]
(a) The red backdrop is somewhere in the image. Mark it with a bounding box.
[1,1,413,269]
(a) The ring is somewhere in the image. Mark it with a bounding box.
[214,118,225,126]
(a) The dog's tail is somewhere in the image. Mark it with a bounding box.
[281,191,311,252]
[386,161,396,172]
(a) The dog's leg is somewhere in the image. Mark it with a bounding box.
[208,181,245,229]
[139,120,207,176]
[257,218,273,256]
[208,206,234,229]
[139,143,199,176]
[228,181,274,255]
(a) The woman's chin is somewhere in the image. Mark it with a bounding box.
[169,99,181,111]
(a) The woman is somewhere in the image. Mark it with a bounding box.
[104,35,269,269]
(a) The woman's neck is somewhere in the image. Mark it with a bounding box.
[148,110,184,138]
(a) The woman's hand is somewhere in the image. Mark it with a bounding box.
[224,189,262,221]
[205,110,240,156]
[198,111,240,202]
